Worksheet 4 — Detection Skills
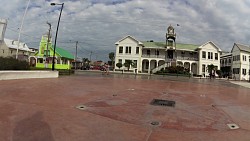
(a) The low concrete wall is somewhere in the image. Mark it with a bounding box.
[0,71,59,80]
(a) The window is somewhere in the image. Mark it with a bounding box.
[156,50,159,56]
[118,59,122,64]
[44,50,50,57]
[119,46,123,53]
[125,46,131,54]
[242,55,246,61]
[202,51,206,59]
[2,50,4,53]
[133,60,137,68]
[237,55,240,61]
[11,50,13,54]
[181,51,185,57]
[136,47,139,54]
[215,53,218,60]
[229,58,231,63]
[233,68,240,74]
[211,52,213,59]
[202,64,205,72]
[146,62,149,69]
[125,47,128,53]
[242,69,246,75]
[208,52,211,59]
[249,56,250,62]
[147,50,150,55]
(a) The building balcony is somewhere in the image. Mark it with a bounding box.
[176,56,198,61]
[165,58,176,62]
[142,54,165,59]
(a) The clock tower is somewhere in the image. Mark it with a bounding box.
[165,25,177,66]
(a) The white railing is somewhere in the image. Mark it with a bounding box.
[151,63,167,73]
[142,54,165,59]
[176,57,198,61]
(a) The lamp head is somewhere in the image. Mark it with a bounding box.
[50,3,56,6]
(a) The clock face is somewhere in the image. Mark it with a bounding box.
[169,28,173,34]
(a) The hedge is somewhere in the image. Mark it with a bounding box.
[0,57,30,70]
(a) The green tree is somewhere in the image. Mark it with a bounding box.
[207,64,215,74]
[207,64,215,78]
[124,60,134,71]
[116,62,122,70]
[109,52,115,68]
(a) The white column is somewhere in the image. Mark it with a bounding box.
[148,60,151,74]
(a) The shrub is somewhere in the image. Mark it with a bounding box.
[0,57,30,70]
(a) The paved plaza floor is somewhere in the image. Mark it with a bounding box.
[0,72,250,141]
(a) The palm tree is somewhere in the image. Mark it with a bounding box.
[207,64,215,78]
[109,52,115,69]
[124,60,134,71]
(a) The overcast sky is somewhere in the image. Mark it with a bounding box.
[1,0,250,61]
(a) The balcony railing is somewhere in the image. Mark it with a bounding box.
[165,58,176,62]
[176,56,198,61]
[142,54,165,59]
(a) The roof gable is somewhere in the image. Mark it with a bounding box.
[198,41,222,52]
[115,35,143,45]
[4,38,30,51]
[232,43,250,53]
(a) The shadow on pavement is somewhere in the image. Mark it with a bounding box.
[13,111,54,141]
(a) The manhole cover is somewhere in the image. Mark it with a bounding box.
[150,99,175,107]
[227,123,240,130]
[76,105,86,110]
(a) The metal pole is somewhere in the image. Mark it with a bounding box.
[16,0,31,59]
[46,22,51,68]
[52,3,64,71]
[75,41,78,70]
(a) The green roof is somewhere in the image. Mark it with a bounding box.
[141,41,165,48]
[141,41,200,51]
[54,46,74,60]
[176,43,199,51]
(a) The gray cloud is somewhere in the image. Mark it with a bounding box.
[2,0,250,61]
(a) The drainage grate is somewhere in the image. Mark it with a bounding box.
[151,121,160,126]
[150,99,175,107]
[227,123,240,130]
[75,105,86,110]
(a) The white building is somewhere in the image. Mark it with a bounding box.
[114,25,222,76]
[231,43,250,80]
[0,18,35,61]
[220,52,232,78]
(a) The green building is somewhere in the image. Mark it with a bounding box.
[33,35,74,70]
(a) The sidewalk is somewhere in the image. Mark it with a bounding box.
[229,81,250,88]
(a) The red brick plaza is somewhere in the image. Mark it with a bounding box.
[0,73,250,141]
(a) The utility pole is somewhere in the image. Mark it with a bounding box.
[90,51,93,62]
[46,22,51,68]
[75,41,78,69]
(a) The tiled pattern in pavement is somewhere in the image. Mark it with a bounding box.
[0,74,250,141]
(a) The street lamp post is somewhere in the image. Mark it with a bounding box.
[16,0,31,59]
[51,2,64,71]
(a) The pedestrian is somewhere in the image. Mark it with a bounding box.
[102,63,109,75]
